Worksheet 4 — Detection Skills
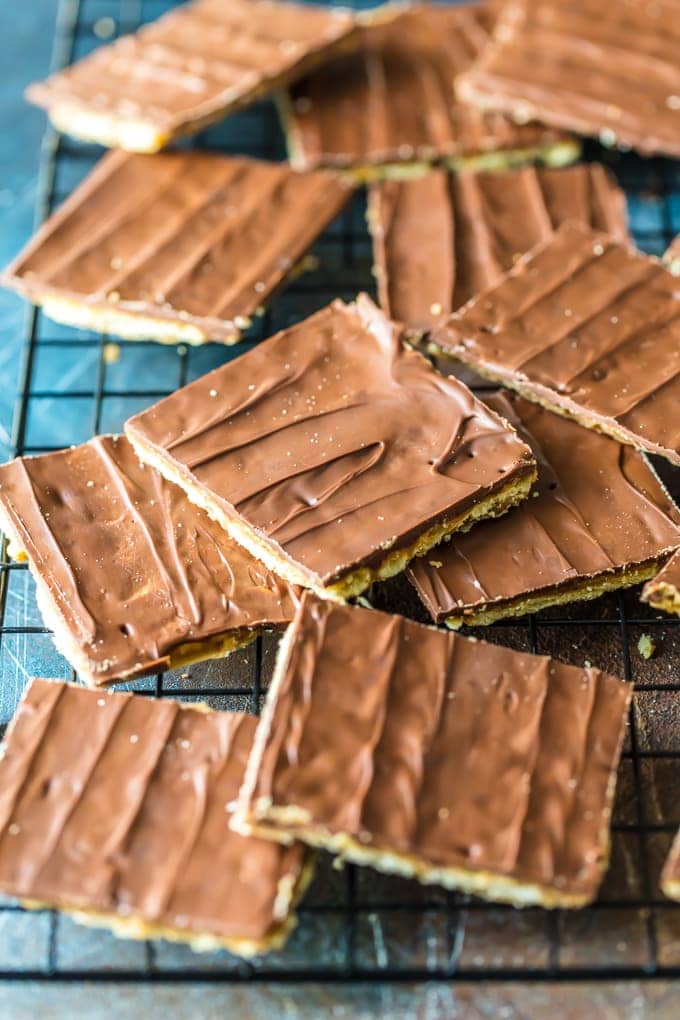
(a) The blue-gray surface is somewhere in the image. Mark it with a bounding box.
[0,1,56,461]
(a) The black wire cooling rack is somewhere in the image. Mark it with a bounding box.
[0,0,679,987]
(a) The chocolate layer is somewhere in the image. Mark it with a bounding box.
[662,830,680,901]
[284,3,577,175]
[3,151,352,344]
[429,222,680,466]
[0,436,298,686]
[27,0,358,151]
[237,593,631,908]
[457,0,680,159]
[0,680,309,955]
[409,392,680,627]
[641,551,680,618]
[370,163,628,335]
[125,295,536,598]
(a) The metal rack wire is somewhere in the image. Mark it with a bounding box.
[0,0,679,986]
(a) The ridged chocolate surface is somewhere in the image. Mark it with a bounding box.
[457,0,680,159]
[27,0,356,144]
[0,436,298,686]
[126,296,535,588]
[0,681,306,946]
[409,393,680,624]
[244,594,630,903]
[370,163,628,334]
[3,151,352,342]
[431,222,680,466]
[286,3,569,170]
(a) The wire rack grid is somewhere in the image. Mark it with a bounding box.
[0,0,679,988]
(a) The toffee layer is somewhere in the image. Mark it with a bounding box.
[457,0,680,159]
[429,222,680,467]
[641,551,680,618]
[409,393,680,627]
[369,163,628,335]
[26,0,359,151]
[0,680,309,955]
[125,295,536,599]
[0,435,298,686]
[3,151,352,345]
[236,593,631,908]
[284,3,577,175]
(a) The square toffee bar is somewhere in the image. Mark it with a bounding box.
[0,436,298,687]
[0,680,312,956]
[2,151,353,345]
[126,295,536,601]
[236,594,631,909]
[429,222,680,466]
[409,392,680,628]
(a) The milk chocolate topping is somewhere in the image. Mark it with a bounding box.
[242,593,630,904]
[125,295,535,589]
[0,680,307,948]
[409,392,680,624]
[27,0,357,149]
[370,163,628,334]
[0,436,298,686]
[430,222,680,466]
[285,3,571,171]
[457,0,680,159]
[3,151,352,343]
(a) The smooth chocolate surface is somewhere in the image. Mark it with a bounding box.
[642,551,680,618]
[27,0,357,150]
[457,0,680,159]
[370,163,628,335]
[0,680,307,952]
[285,3,574,172]
[409,392,680,625]
[125,295,535,592]
[0,436,298,686]
[239,593,631,906]
[430,222,680,466]
[3,151,352,343]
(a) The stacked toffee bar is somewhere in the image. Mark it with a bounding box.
[1,0,680,959]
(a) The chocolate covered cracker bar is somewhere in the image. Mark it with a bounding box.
[283,3,578,178]
[236,594,631,908]
[410,393,680,628]
[125,295,536,601]
[457,0,680,159]
[27,0,359,152]
[0,680,312,955]
[3,151,352,345]
[642,552,680,618]
[429,222,680,466]
[369,163,628,335]
[0,436,298,686]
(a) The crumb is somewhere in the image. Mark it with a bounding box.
[428,560,443,568]
[637,634,656,660]
[103,342,121,365]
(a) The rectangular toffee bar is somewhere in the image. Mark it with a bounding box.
[429,222,680,466]
[283,3,578,177]
[125,295,536,601]
[236,594,631,908]
[0,436,299,686]
[409,393,680,627]
[26,0,360,152]
[0,680,311,956]
[369,162,628,335]
[2,151,353,345]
